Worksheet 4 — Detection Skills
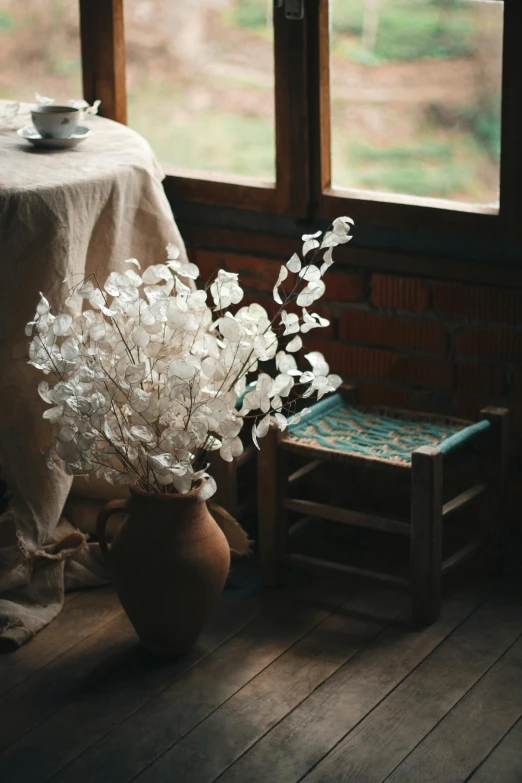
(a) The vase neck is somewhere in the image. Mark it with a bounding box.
[127,493,211,541]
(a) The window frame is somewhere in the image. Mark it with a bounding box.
[80,0,522,246]
[307,0,521,244]
[80,0,311,217]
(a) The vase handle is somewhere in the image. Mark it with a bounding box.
[96,499,129,566]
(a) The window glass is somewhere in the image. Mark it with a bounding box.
[0,0,82,104]
[125,0,275,182]
[330,0,503,207]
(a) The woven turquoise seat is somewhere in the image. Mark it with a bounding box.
[288,393,467,467]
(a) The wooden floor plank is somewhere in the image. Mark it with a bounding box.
[45,578,368,783]
[300,582,522,783]
[385,634,522,783]
[0,587,120,697]
[131,586,405,783]
[0,569,263,783]
[217,579,498,783]
[0,609,134,752]
[467,717,522,783]
[62,584,404,783]
[0,564,519,783]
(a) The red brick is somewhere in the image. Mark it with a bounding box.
[306,340,452,390]
[433,281,522,325]
[371,273,430,312]
[339,310,447,356]
[450,395,484,423]
[357,383,408,409]
[451,394,514,426]
[305,341,396,380]
[322,270,367,303]
[194,250,279,292]
[455,328,522,362]
[391,356,453,391]
[456,364,504,398]
[405,389,453,416]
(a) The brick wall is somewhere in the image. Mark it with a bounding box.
[190,247,522,458]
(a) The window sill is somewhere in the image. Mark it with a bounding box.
[169,198,522,289]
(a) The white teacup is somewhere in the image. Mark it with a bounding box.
[31,105,80,139]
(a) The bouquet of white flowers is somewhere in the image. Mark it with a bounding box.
[26,217,353,501]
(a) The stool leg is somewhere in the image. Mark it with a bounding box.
[410,446,443,626]
[480,407,509,571]
[258,423,286,586]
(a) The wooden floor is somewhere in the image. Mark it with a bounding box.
[1,562,522,783]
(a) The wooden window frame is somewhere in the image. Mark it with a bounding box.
[80,0,310,217]
[307,0,521,244]
[80,0,521,245]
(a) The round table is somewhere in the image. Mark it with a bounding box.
[0,101,188,648]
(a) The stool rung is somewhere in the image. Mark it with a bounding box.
[442,539,482,574]
[288,459,323,486]
[283,498,410,536]
[288,515,314,539]
[283,553,409,589]
[442,483,487,519]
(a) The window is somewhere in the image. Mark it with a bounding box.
[124,1,276,184]
[330,0,503,209]
[78,0,522,247]
[0,0,82,104]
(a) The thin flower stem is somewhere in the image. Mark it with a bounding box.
[29,219,349,496]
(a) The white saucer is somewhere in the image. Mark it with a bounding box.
[17,125,92,149]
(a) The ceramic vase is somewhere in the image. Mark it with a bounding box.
[96,481,230,657]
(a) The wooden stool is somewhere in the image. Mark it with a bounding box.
[257,386,508,625]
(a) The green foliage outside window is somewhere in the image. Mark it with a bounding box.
[331,0,475,63]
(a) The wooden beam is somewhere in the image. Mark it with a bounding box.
[283,553,409,590]
[287,515,314,540]
[258,424,287,586]
[288,459,323,486]
[480,407,510,571]
[442,540,482,575]
[410,446,443,626]
[79,0,127,124]
[163,178,281,215]
[283,498,411,536]
[499,1,522,241]
[274,1,310,217]
[442,483,487,519]
[176,218,522,290]
[282,439,408,473]
[306,0,331,211]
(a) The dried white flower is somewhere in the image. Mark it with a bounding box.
[28,218,353,495]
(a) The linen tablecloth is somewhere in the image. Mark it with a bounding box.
[0,103,188,648]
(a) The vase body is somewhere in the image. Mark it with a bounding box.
[97,483,230,657]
